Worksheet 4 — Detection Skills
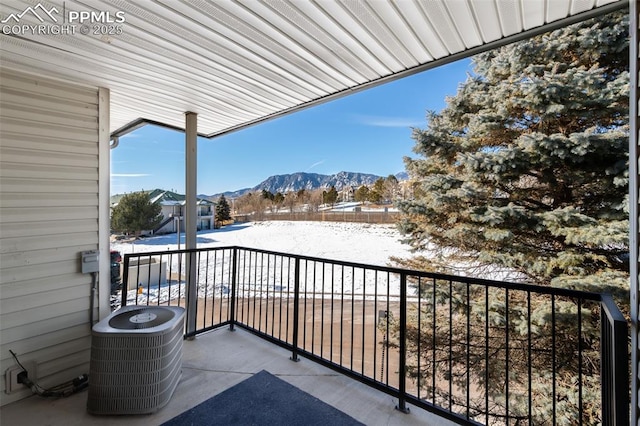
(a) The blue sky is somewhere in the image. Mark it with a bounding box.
[111,58,472,196]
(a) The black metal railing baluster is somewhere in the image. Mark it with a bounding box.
[271,255,278,337]
[527,291,532,424]
[285,256,291,345]
[133,256,142,305]
[340,265,345,367]
[448,279,453,411]
[350,266,355,370]
[361,268,366,376]
[205,250,211,327]
[417,276,422,400]
[177,251,183,307]
[145,254,152,300]
[277,255,284,340]
[266,254,271,334]
[302,259,308,351]
[484,285,489,426]
[121,255,130,307]
[505,287,510,423]
[258,252,264,332]
[311,261,317,355]
[330,263,335,363]
[433,277,437,407]
[385,271,390,386]
[225,248,231,324]
[397,272,409,413]
[578,298,583,424]
[193,253,202,322]
[168,252,173,306]
[552,294,556,426]
[291,257,300,362]
[320,261,325,358]
[229,247,237,330]
[466,282,470,420]
[265,254,277,337]
[240,249,247,324]
[217,249,223,325]
[251,251,258,329]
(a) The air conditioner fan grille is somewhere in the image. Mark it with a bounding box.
[108,307,175,329]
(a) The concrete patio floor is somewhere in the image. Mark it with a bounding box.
[1,327,456,426]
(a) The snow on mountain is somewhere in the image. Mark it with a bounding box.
[212,171,392,199]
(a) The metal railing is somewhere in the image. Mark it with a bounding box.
[121,246,629,425]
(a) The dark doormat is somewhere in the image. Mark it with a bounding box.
[162,370,364,426]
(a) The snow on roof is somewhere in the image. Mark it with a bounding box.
[111,189,214,207]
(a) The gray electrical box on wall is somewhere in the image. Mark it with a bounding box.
[81,250,100,274]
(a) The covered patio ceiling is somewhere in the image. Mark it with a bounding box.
[0,0,627,139]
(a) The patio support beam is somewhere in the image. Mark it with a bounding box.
[185,111,198,336]
[98,87,111,322]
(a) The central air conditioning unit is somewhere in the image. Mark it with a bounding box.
[87,305,185,415]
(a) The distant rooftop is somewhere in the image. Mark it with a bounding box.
[110,189,214,207]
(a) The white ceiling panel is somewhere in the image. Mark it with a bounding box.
[521,0,545,30]
[571,0,597,15]
[442,0,482,49]
[420,1,466,54]
[0,0,626,138]
[496,0,524,37]
[468,1,503,43]
[367,0,430,63]
[546,0,572,21]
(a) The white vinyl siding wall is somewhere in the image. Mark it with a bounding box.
[0,69,99,405]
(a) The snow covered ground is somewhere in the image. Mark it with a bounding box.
[112,220,411,266]
[111,221,413,306]
[111,221,520,308]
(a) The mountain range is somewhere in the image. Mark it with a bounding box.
[206,171,408,199]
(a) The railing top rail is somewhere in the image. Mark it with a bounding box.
[122,245,606,302]
[601,293,628,324]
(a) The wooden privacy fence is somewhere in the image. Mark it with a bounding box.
[242,210,400,224]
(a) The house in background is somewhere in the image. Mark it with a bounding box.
[0,0,636,423]
[339,185,357,203]
[196,200,214,231]
[110,189,215,235]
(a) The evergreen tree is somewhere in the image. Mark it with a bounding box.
[354,185,370,203]
[111,191,162,236]
[322,186,338,205]
[261,189,274,200]
[368,178,385,203]
[391,11,629,423]
[398,11,629,296]
[215,195,231,226]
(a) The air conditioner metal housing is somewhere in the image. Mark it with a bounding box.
[87,305,185,415]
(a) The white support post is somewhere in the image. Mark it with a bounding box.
[185,111,198,336]
[98,87,110,321]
